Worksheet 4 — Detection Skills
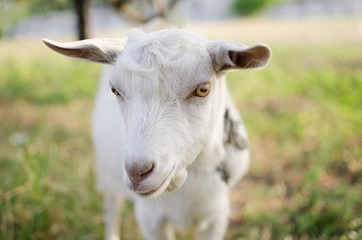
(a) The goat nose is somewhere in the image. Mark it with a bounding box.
[126,162,155,188]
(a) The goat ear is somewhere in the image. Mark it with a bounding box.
[42,38,127,64]
[208,40,271,72]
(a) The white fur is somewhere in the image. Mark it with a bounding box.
[43,29,271,240]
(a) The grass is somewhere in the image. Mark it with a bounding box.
[225,43,362,240]
[0,20,361,239]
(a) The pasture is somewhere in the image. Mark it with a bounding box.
[0,18,361,239]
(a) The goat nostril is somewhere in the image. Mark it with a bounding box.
[126,162,155,187]
[140,163,154,178]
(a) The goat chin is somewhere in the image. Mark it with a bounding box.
[167,168,188,192]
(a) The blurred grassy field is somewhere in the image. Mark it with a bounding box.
[0,18,361,240]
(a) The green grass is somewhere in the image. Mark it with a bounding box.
[0,38,361,240]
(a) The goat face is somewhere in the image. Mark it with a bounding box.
[109,31,221,197]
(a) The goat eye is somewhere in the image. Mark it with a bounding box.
[193,83,211,97]
[111,87,121,96]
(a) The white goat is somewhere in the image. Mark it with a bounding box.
[43,29,271,240]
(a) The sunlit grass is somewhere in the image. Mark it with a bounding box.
[0,41,101,105]
[0,37,361,240]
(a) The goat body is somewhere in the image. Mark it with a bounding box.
[43,29,271,240]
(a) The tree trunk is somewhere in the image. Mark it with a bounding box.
[74,0,89,40]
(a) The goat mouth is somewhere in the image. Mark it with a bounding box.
[138,167,175,197]
[138,177,168,197]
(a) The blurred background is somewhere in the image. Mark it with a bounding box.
[0,0,361,239]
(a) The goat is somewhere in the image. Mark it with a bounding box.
[43,29,271,240]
